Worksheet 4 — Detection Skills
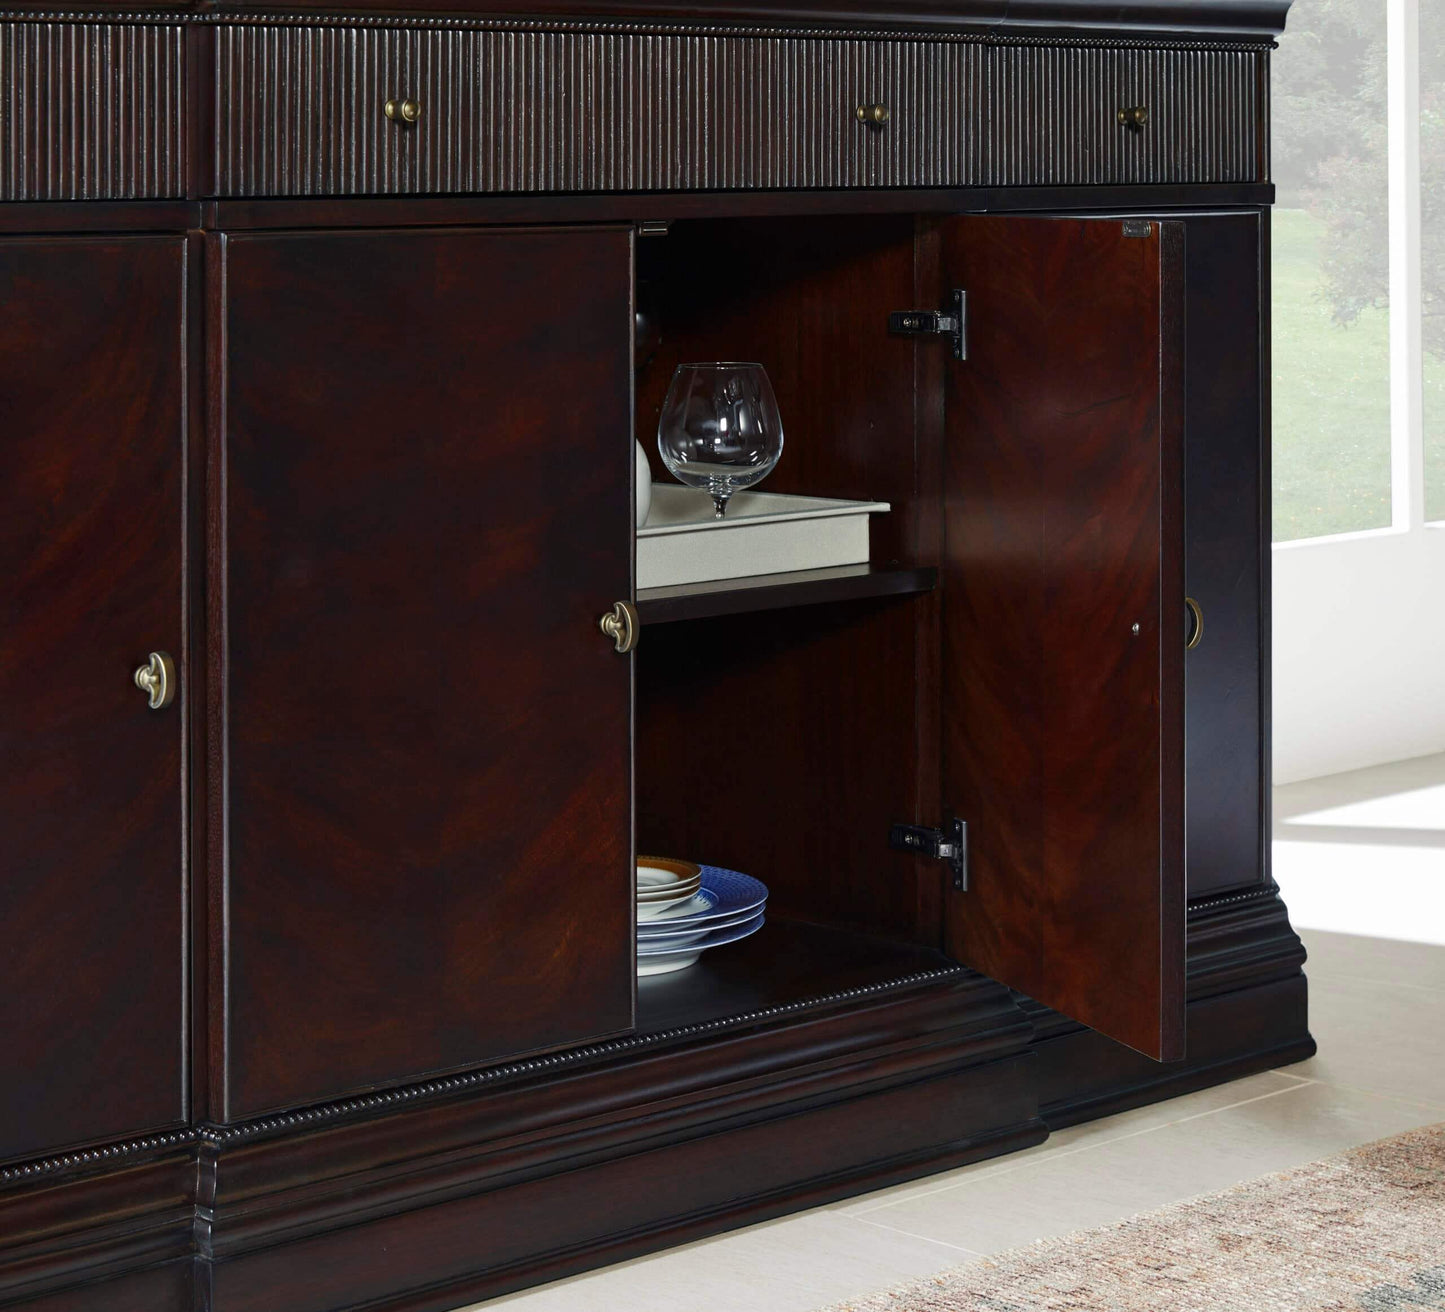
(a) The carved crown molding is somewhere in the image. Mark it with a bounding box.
[0,10,1277,49]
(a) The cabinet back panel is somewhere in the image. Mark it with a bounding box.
[218,225,635,1119]
[0,236,188,1161]
[635,216,936,942]
[635,216,923,567]
[636,597,933,941]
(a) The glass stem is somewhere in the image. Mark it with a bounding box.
[710,484,733,519]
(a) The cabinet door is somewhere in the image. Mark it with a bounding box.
[218,225,635,1119]
[939,215,1186,1061]
[0,236,188,1159]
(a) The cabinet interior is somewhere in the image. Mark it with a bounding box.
[634,214,944,953]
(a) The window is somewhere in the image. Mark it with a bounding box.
[1272,0,1442,542]
[1423,0,1445,522]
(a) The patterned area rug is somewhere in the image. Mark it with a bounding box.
[822,1124,1445,1311]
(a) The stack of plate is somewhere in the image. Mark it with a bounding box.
[636,856,768,976]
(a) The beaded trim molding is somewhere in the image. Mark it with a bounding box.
[1189,880,1284,913]
[0,889,1289,1186]
[0,10,1278,50]
[0,964,966,1184]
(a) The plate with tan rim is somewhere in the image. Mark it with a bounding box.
[637,854,703,917]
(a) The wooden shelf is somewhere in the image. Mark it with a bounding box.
[635,564,937,626]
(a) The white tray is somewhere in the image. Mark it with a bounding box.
[637,485,890,590]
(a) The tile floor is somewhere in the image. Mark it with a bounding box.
[478,757,1445,1312]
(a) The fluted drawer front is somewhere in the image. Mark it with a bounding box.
[0,22,186,200]
[214,25,983,196]
[212,25,1267,198]
[984,44,1265,185]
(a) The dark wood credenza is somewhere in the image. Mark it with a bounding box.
[0,0,1311,1307]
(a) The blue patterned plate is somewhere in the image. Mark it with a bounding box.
[637,904,764,946]
[636,910,766,974]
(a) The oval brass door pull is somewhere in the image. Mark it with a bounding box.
[1117,105,1149,132]
[385,98,423,125]
[598,600,639,654]
[134,651,177,710]
[855,102,890,127]
[1185,597,1204,650]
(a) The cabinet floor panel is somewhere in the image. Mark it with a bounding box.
[635,919,964,1036]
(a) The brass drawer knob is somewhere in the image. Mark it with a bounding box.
[1185,597,1204,650]
[855,102,890,128]
[1117,105,1149,132]
[134,650,176,710]
[598,600,639,654]
[385,98,423,126]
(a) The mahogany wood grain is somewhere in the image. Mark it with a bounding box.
[938,214,1187,1060]
[0,236,189,1162]
[216,224,635,1119]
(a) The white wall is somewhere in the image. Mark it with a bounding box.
[1272,528,1445,784]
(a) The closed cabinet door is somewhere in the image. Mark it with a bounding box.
[939,214,1187,1062]
[216,225,635,1120]
[0,237,189,1160]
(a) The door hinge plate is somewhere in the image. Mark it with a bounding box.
[889,817,968,891]
[888,289,967,360]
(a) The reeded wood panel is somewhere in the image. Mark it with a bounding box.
[212,24,1265,198]
[0,22,186,200]
[984,44,1265,185]
[213,25,983,196]
[0,236,188,1161]
[219,224,635,1120]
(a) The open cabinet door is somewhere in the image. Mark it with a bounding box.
[940,215,1186,1061]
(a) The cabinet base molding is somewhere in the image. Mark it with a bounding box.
[0,932,1039,1312]
[1028,882,1317,1126]
[0,900,1310,1312]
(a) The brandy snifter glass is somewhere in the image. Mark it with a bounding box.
[657,363,784,518]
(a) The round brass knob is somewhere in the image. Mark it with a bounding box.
[1117,105,1149,131]
[1185,597,1204,650]
[134,650,177,710]
[385,98,423,125]
[598,600,639,655]
[855,102,890,127]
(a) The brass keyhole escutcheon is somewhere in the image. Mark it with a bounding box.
[598,600,640,654]
[1117,105,1150,132]
[134,650,177,710]
[855,102,890,128]
[385,98,423,126]
[1185,597,1204,650]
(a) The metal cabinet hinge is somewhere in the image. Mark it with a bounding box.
[888,289,967,360]
[889,817,968,891]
